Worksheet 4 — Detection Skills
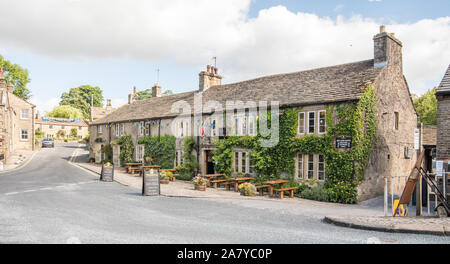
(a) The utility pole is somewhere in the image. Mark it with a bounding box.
[156,68,160,85]
[416,122,423,216]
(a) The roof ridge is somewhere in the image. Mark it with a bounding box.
[210,59,374,89]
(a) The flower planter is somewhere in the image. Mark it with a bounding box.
[160,178,170,184]
[194,184,206,191]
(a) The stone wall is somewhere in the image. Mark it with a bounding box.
[437,94,450,160]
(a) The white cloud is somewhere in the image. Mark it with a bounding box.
[30,97,60,115]
[110,98,127,109]
[0,0,448,94]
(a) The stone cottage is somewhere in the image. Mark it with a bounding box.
[436,65,450,160]
[0,68,36,165]
[89,26,418,201]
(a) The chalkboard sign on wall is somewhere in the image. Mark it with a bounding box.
[142,166,161,196]
[101,163,114,182]
[335,135,352,150]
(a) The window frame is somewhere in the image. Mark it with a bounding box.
[307,154,314,180]
[307,111,316,135]
[298,112,305,135]
[297,153,304,179]
[394,112,399,130]
[97,125,102,134]
[21,129,29,141]
[318,110,326,134]
[318,154,326,181]
[20,109,29,119]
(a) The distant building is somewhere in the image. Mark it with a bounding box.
[436,65,450,160]
[0,68,36,163]
[35,116,88,140]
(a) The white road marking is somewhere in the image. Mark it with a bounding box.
[5,192,19,196]
[23,190,36,193]
[3,181,96,196]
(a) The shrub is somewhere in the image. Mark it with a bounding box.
[138,135,176,169]
[299,185,330,202]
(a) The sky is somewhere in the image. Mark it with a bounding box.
[0,0,448,114]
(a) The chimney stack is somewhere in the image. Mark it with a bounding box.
[7,82,13,93]
[199,65,222,92]
[0,68,5,89]
[152,84,162,98]
[373,25,403,73]
[106,99,112,110]
[128,86,138,104]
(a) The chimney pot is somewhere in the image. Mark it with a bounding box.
[207,65,211,73]
[211,66,215,74]
[106,99,111,107]
[380,25,386,33]
[133,86,136,94]
[214,67,218,74]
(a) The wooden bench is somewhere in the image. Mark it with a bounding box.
[274,187,298,199]
[223,181,233,191]
[255,185,270,196]
[171,174,179,182]
[210,179,229,189]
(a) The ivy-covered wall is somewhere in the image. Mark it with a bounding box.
[213,85,377,203]
[138,135,176,169]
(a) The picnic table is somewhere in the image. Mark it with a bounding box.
[125,163,144,174]
[262,179,289,197]
[204,174,225,187]
[229,177,255,192]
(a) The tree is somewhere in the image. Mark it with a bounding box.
[47,105,84,119]
[136,88,173,100]
[413,87,437,125]
[60,85,103,118]
[0,55,31,100]
[136,88,152,100]
[56,130,66,139]
[70,128,78,138]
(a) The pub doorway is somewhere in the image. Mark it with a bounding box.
[204,149,215,175]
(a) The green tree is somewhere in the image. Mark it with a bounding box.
[136,88,152,100]
[46,105,84,119]
[56,130,66,139]
[70,128,78,138]
[413,87,437,125]
[0,55,31,100]
[60,85,103,118]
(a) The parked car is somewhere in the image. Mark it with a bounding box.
[42,138,55,148]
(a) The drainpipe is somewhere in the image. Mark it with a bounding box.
[158,119,161,142]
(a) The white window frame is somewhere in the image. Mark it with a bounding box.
[241,152,247,173]
[249,154,254,174]
[138,121,144,136]
[120,124,124,136]
[248,115,256,136]
[298,112,305,135]
[240,115,247,136]
[318,154,326,181]
[98,125,102,134]
[145,121,150,136]
[21,129,29,141]
[318,110,326,134]
[307,154,314,180]
[297,153,304,179]
[135,145,145,162]
[234,116,239,136]
[20,109,29,119]
[307,111,316,135]
[115,124,120,137]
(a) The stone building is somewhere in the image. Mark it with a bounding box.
[89,26,418,201]
[436,65,450,160]
[35,116,89,140]
[0,68,35,164]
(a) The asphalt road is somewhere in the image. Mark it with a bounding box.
[0,143,448,244]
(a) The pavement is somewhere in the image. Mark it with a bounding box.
[0,150,36,172]
[324,216,450,236]
[0,142,448,244]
